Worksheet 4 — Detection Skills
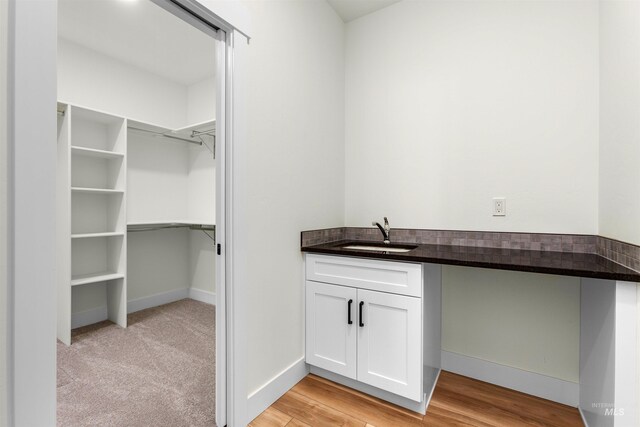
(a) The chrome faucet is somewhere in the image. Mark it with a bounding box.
[372,217,390,244]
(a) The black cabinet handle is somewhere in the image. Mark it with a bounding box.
[359,301,365,327]
[347,299,353,325]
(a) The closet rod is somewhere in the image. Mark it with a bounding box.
[128,223,215,232]
[128,126,203,146]
[128,223,215,242]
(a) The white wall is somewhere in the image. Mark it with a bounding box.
[127,132,190,224]
[188,145,216,294]
[345,0,599,234]
[0,0,7,423]
[345,0,598,384]
[442,267,580,382]
[188,76,216,125]
[599,0,640,246]
[127,229,190,300]
[234,0,345,398]
[58,39,189,129]
[188,145,216,224]
[189,231,215,294]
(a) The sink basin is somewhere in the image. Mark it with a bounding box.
[340,244,417,253]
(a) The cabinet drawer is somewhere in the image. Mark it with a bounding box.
[306,254,422,297]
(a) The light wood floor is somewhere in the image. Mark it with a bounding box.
[250,371,583,427]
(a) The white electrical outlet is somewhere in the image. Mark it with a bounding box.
[493,197,506,216]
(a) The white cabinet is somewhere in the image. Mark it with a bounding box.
[305,254,423,402]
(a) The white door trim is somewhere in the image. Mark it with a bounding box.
[7,0,58,425]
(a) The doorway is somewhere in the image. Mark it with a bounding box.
[55,0,227,424]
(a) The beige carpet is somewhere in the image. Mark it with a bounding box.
[57,299,216,426]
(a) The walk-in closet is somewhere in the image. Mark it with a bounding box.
[55,0,220,424]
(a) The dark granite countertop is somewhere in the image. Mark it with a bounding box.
[302,240,640,282]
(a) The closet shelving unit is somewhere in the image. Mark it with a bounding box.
[57,103,128,345]
[57,102,216,345]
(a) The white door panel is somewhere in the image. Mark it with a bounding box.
[306,281,357,379]
[357,289,422,401]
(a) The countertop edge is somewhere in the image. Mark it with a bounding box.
[301,243,640,283]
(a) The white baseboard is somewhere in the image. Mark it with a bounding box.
[71,287,213,328]
[188,288,216,305]
[246,357,309,422]
[442,351,579,407]
[579,407,589,427]
[424,366,440,411]
[71,306,109,329]
[127,288,189,314]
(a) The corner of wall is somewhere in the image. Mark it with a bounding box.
[597,0,640,246]
[246,357,308,423]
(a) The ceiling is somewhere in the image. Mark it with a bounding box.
[326,0,403,22]
[58,0,216,86]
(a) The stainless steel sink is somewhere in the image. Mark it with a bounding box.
[340,244,416,253]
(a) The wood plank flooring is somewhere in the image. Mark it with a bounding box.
[250,372,584,427]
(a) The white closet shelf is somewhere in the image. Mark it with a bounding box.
[71,187,124,195]
[173,119,215,134]
[71,146,125,159]
[71,271,125,287]
[71,232,125,239]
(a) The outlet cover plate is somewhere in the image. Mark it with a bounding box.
[493,197,506,216]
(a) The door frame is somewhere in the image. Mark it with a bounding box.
[6,0,241,425]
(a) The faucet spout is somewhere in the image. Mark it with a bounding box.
[372,218,391,244]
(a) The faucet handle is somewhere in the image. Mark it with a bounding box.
[383,217,389,230]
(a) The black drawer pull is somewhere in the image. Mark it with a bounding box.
[359,301,365,327]
[347,299,353,324]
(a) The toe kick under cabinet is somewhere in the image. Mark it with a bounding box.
[304,254,425,404]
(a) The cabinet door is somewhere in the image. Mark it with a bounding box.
[306,281,357,379]
[357,289,422,401]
